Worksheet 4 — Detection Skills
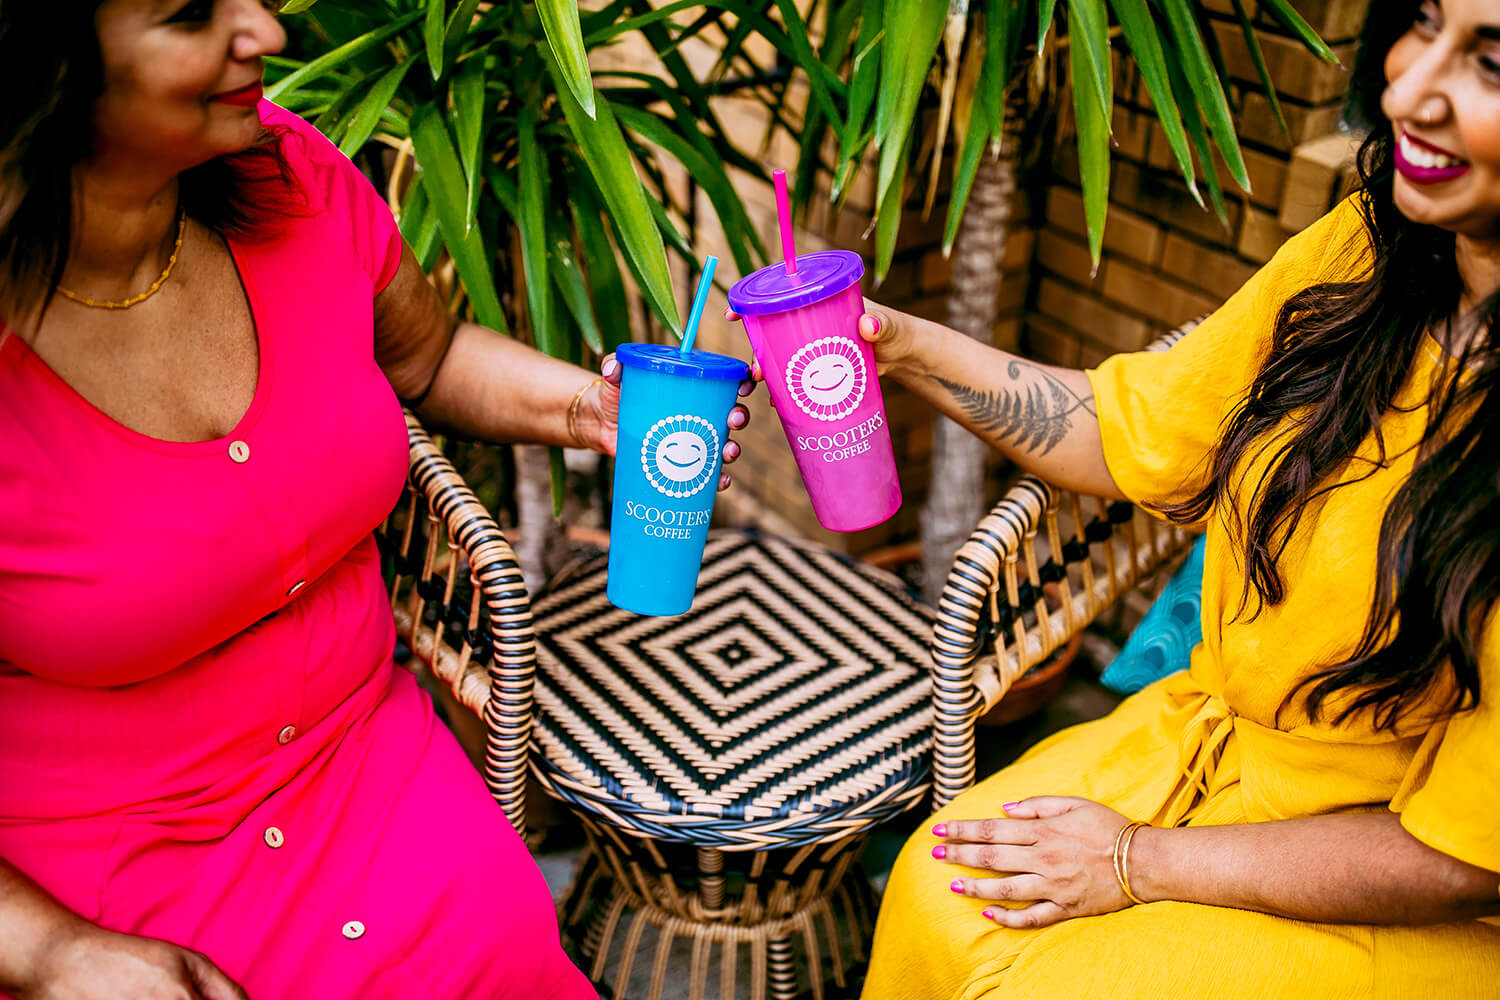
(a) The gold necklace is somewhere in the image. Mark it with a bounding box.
[57,211,187,310]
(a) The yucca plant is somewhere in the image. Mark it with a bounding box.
[266,0,834,582]
[785,0,1337,598]
[799,0,1338,277]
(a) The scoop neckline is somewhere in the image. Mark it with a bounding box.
[1,234,272,458]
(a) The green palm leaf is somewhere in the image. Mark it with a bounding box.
[408,106,508,334]
[517,104,557,359]
[265,10,423,102]
[1156,0,1250,192]
[541,44,681,338]
[873,0,945,213]
[1229,0,1287,137]
[1069,0,1113,269]
[536,0,597,118]
[1260,0,1339,65]
[1110,0,1199,204]
[338,59,413,157]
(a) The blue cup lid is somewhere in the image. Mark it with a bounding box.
[726,250,864,316]
[615,342,749,381]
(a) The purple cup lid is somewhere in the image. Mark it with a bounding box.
[615,342,749,381]
[727,250,864,317]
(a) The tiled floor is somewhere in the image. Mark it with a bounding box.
[530,671,1124,999]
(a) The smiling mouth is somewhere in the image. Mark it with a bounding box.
[1396,130,1471,184]
[809,370,850,392]
[662,450,703,469]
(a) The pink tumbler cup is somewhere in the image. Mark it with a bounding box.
[728,250,901,532]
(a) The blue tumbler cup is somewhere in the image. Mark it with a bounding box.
[607,343,750,616]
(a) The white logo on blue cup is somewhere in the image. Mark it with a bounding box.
[641,415,720,498]
[785,337,867,421]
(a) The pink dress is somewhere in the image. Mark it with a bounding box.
[0,103,595,999]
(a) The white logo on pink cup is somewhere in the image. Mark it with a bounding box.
[785,337,866,421]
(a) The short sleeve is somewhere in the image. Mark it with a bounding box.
[1084,197,1371,510]
[1392,607,1500,883]
[259,101,404,293]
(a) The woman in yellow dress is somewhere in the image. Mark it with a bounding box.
[852,1,1500,995]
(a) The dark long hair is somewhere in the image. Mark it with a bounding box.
[0,0,304,323]
[1161,0,1500,730]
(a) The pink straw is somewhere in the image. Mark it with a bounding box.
[773,169,797,275]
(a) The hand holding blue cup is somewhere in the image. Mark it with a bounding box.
[606,343,748,616]
[606,256,751,616]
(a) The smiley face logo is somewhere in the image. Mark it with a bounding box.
[656,431,708,482]
[785,337,867,421]
[641,415,720,498]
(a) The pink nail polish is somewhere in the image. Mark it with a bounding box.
[981,909,995,920]
[868,315,881,334]
[1002,802,1019,812]
[931,823,947,837]
[601,359,617,377]
[949,879,964,894]
[931,845,946,859]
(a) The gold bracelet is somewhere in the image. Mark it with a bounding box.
[566,377,605,449]
[1112,820,1149,906]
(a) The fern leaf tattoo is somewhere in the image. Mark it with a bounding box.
[935,362,1095,456]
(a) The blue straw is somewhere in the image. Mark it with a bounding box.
[679,255,718,356]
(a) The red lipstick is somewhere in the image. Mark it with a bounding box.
[1395,129,1471,186]
[212,81,263,107]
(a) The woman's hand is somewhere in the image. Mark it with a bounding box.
[723,300,933,379]
[22,924,247,1000]
[931,796,1135,929]
[587,354,756,492]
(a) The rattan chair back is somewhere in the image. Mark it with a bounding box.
[380,411,538,836]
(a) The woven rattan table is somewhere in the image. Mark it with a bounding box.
[532,530,935,1000]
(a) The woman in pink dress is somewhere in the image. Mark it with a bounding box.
[0,1,750,997]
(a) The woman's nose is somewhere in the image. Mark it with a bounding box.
[1383,46,1454,127]
[231,0,288,61]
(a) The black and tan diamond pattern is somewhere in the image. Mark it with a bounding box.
[530,530,935,848]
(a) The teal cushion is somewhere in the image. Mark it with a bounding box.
[1099,534,1206,694]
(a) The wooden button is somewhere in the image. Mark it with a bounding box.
[228,440,250,463]
[276,725,297,745]
[263,827,284,849]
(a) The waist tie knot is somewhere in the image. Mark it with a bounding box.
[1159,691,1235,828]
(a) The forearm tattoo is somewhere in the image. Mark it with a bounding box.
[934,361,1096,455]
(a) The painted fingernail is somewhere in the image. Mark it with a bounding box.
[601,358,618,378]
[981,909,996,921]
[867,315,881,334]
[931,823,947,837]
[949,879,965,894]
[1002,802,1019,812]
[931,845,946,859]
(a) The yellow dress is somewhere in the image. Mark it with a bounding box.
[863,198,1500,999]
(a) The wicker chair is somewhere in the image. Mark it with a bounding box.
[378,411,537,837]
[385,319,1199,999]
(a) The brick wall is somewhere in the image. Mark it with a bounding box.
[1026,0,1368,367]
